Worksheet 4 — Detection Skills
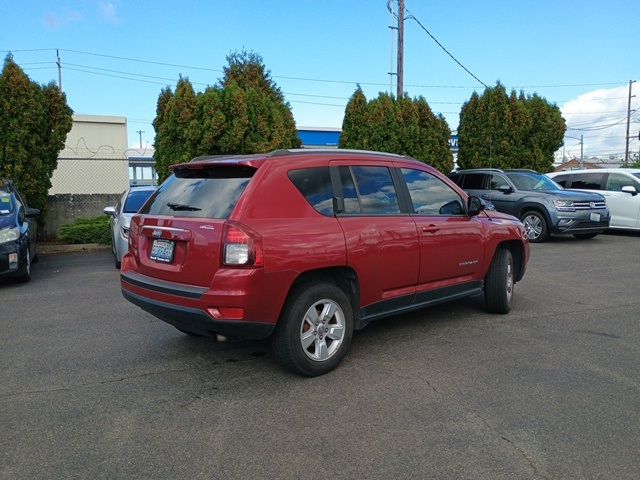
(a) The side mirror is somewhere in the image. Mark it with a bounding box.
[621,186,638,196]
[103,206,116,216]
[467,196,485,216]
[25,207,40,218]
[498,184,513,194]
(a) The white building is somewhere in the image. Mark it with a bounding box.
[49,115,130,195]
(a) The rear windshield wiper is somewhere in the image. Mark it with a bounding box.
[166,202,201,211]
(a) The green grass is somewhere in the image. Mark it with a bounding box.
[58,216,111,245]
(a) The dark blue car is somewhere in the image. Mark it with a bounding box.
[0,179,40,282]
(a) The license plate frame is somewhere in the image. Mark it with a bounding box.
[150,239,175,263]
[590,212,601,222]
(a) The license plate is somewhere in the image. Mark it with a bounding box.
[590,212,601,222]
[150,239,175,263]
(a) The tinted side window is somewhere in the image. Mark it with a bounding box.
[461,173,487,190]
[140,166,254,219]
[339,167,361,214]
[288,167,334,216]
[449,174,464,187]
[570,172,605,190]
[401,169,464,215]
[552,174,570,187]
[350,166,400,214]
[606,173,639,192]
[489,174,509,190]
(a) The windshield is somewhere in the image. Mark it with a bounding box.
[505,172,562,191]
[0,191,14,215]
[123,189,155,213]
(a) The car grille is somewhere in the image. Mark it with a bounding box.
[0,255,8,272]
[574,200,606,210]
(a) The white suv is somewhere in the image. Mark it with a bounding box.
[547,169,640,230]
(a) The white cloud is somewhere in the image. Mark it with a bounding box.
[98,1,120,24]
[44,10,83,29]
[560,85,640,162]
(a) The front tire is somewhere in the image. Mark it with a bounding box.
[521,210,549,243]
[484,248,514,314]
[272,281,354,376]
[16,246,31,283]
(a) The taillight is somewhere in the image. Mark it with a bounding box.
[222,221,263,267]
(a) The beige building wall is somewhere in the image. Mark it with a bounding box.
[50,115,130,195]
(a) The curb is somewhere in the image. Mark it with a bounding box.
[40,243,111,255]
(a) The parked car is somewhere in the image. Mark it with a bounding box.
[121,150,530,376]
[449,168,610,242]
[0,179,39,282]
[547,169,640,231]
[103,186,157,269]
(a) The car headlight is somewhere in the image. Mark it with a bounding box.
[0,227,20,244]
[553,199,575,212]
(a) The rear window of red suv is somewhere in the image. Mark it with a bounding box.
[139,166,255,219]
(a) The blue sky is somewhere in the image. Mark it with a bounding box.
[1,0,639,160]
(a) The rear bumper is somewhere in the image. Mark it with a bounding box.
[122,289,274,340]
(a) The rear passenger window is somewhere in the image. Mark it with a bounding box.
[288,167,334,216]
[401,169,464,216]
[350,166,400,214]
[461,173,487,190]
[570,173,605,190]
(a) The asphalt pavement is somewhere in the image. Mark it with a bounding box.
[1,232,639,480]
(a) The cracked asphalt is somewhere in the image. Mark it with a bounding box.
[1,232,639,480]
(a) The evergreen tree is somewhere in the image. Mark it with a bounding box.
[339,86,368,149]
[340,88,453,172]
[458,82,565,172]
[0,55,72,213]
[153,77,197,181]
[153,50,300,181]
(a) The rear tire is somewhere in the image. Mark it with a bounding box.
[272,281,354,376]
[573,233,598,240]
[484,248,514,314]
[521,210,549,243]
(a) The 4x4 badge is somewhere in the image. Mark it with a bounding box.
[199,225,215,230]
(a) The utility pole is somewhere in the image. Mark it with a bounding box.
[397,0,405,99]
[387,1,397,95]
[580,134,584,168]
[136,130,145,149]
[56,49,62,91]
[624,79,636,167]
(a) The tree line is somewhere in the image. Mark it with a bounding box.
[0,49,568,213]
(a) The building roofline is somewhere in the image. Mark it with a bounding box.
[72,114,127,124]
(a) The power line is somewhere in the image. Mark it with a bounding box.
[404,7,488,88]
[2,48,631,90]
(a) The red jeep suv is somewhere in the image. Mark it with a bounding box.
[121,149,529,376]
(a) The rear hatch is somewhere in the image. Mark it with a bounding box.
[130,163,256,287]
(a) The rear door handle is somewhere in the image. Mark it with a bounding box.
[422,225,439,234]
